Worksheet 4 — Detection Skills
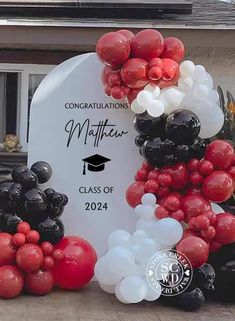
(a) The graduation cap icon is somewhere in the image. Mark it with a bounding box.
[82,154,111,175]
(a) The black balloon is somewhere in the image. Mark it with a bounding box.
[142,137,165,168]
[194,263,215,289]
[15,170,38,189]
[11,165,28,181]
[44,188,55,200]
[62,194,68,206]
[5,213,22,234]
[134,113,167,138]
[31,161,52,184]
[51,193,64,207]
[8,183,23,202]
[175,288,205,311]
[134,135,147,148]
[190,138,209,160]
[37,217,64,244]
[24,188,47,215]
[0,181,13,211]
[165,109,201,146]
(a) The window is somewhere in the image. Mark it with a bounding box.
[0,64,54,152]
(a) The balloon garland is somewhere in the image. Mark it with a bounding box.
[95,29,235,310]
[0,162,97,298]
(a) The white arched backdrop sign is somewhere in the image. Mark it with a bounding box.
[28,53,142,257]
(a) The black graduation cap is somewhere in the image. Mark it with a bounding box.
[82,154,111,175]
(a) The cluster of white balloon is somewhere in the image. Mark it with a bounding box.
[95,193,183,304]
[131,60,224,139]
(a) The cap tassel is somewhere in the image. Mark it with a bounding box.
[83,162,86,175]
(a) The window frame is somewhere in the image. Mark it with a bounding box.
[0,63,55,152]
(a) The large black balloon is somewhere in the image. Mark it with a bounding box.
[24,188,47,215]
[37,217,64,244]
[174,288,205,311]
[134,113,167,138]
[165,109,201,146]
[31,161,52,184]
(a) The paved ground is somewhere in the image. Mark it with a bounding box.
[1,283,235,321]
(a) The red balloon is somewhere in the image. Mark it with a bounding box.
[202,170,234,203]
[16,244,44,273]
[54,236,97,290]
[176,236,209,269]
[214,213,235,245]
[117,29,135,43]
[160,37,185,63]
[121,58,148,89]
[180,195,211,221]
[25,270,54,295]
[126,181,145,208]
[161,163,189,191]
[0,233,16,266]
[102,66,120,85]
[150,68,180,89]
[0,265,24,299]
[131,29,164,62]
[205,140,234,170]
[96,32,130,67]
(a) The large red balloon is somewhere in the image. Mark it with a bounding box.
[202,170,234,203]
[205,140,234,170]
[126,181,145,208]
[180,195,211,222]
[0,265,24,299]
[131,29,164,62]
[176,236,209,269]
[0,233,16,266]
[121,58,148,89]
[54,236,97,290]
[160,37,185,63]
[96,32,130,67]
[16,244,44,273]
[25,270,54,295]
[117,29,135,43]
[215,213,235,245]
[161,163,189,191]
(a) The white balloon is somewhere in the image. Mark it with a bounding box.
[134,204,145,219]
[179,60,195,77]
[136,218,158,237]
[108,230,132,249]
[147,99,165,118]
[192,84,210,99]
[178,76,194,92]
[145,280,161,301]
[137,90,152,106]
[99,282,115,294]
[141,193,156,206]
[199,105,224,138]
[193,70,213,89]
[211,202,225,214]
[119,275,147,303]
[137,204,155,220]
[106,246,135,277]
[155,218,183,245]
[159,243,175,251]
[115,282,130,304]
[132,230,148,244]
[144,84,160,99]
[209,90,220,103]
[95,256,122,285]
[159,87,185,114]
[194,64,206,74]
[133,238,159,261]
[131,99,146,114]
